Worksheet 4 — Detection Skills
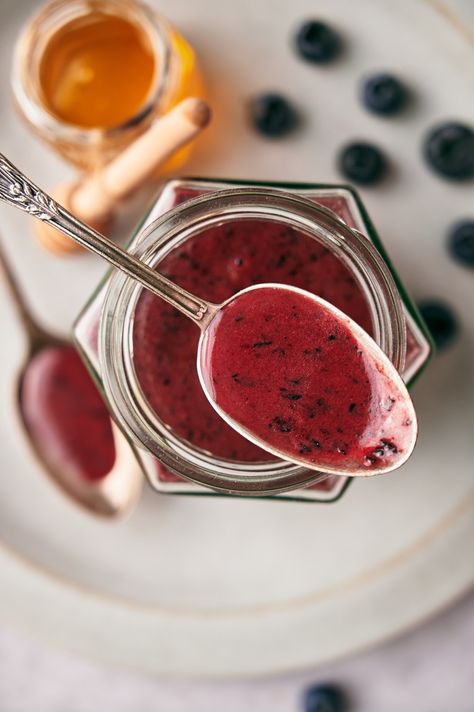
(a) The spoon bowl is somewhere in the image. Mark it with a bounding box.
[0,237,142,517]
[197,283,418,476]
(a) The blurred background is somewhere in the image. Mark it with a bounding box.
[0,0,472,710]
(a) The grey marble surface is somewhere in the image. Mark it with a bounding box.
[0,588,473,711]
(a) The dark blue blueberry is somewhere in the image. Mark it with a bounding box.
[295,20,341,63]
[361,73,407,115]
[447,220,474,267]
[417,300,458,350]
[303,683,347,712]
[423,122,474,180]
[250,93,297,138]
[338,142,387,185]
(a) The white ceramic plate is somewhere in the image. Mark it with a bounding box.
[0,0,473,677]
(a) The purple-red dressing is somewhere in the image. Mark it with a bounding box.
[201,287,414,472]
[20,345,115,481]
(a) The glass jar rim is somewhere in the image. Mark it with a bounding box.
[100,187,406,496]
[11,0,172,144]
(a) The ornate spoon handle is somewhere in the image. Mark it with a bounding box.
[0,153,210,325]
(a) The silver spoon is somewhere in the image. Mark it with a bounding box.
[0,153,417,476]
[0,233,142,517]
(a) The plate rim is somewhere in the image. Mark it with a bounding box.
[0,485,473,676]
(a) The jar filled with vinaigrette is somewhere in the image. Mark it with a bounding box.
[12,0,204,171]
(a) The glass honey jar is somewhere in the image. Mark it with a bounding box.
[12,0,204,171]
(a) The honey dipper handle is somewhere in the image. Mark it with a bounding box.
[72,98,211,221]
[0,152,212,326]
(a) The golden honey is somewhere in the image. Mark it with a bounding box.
[39,14,156,130]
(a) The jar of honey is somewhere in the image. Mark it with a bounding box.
[12,0,203,171]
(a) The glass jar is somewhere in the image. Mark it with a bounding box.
[12,0,203,171]
[74,179,433,502]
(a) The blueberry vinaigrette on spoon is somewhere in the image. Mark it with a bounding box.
[199,285,417,474]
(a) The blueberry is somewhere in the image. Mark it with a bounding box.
[361,73,407,115]
[447,220,474,267]
[303,683,347,712]
[338,142,387,185]
[417,300,458,350]
[423,122,474,180]
[295,20,341,63]
[250,93,297,138]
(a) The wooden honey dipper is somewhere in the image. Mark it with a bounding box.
[35,98,211,254]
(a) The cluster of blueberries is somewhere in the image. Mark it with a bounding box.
[249,20,473,352]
